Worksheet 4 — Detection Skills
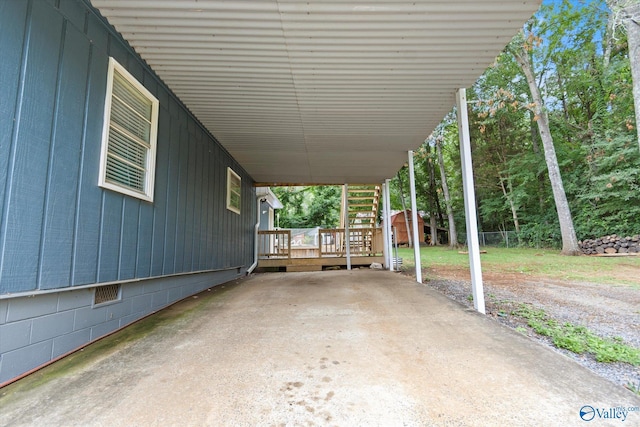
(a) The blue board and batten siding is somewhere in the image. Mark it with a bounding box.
[0,0,256,384]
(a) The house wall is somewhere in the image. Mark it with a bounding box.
[0,0,256,384]
[259,200,273,231]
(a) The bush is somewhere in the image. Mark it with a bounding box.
[516,223,562,249]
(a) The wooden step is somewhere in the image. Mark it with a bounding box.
[349,186,380,193]
[348,196,377,201]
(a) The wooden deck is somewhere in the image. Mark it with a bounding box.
[258,255,385,272]
[257,228,384,272]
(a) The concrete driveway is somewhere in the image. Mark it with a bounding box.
[1,270,638,426]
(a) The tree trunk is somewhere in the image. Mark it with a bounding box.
[430,215,437,246]
[434,185,445,230]
[513,41,581,255]
[603,8,616,70]
[499,173,520,233]
[396,171,412,248]
[625,5,640,150]
[436,141,458,247]
[426,149,439,246]
[529,110,546,213]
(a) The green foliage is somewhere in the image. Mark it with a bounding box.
[575,133,640,238]
[272,186,341,228]
[626,380,640,396]
[517,222,562,249]
[432,0,639,245]
[513,303,640,364]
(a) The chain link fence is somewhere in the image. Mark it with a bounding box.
[459,231,518,248]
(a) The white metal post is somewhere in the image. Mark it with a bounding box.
[384,179,394,271]
[456,88,485,314]
[344,183,351,270]
[408,151,422,283]
[381,182,389,269]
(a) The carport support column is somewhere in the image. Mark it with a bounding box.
[344,184,351,270]
[408,151,422,283]
[381,182,388,269]
[383,179,394,271]
[456,88,486,314]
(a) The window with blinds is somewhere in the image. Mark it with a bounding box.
[227,168,241,214]
[99,58,159,202]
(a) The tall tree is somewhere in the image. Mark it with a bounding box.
[424,145,440,245]
[396,171,413,248]
[435,136,459,247]
[381,1,639,249]
[431,0,640,246]
[498,173,520,233]
[466,49,534,237]
[605,1,640,148]
[624,3,640,149]
[510,30,581,255]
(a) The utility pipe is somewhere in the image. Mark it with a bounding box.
[247,191,265,275]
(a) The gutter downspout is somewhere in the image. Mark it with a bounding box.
[247,193,264,275]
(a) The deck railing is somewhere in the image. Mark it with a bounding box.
[258,229,291,259]
[258,228,383,259]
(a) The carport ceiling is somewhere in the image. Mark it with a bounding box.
[91,0,542,185]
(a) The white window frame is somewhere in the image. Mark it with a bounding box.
[226,167,241,214]
[98,57,159,202]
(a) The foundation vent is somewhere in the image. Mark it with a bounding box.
[94,284,121,305]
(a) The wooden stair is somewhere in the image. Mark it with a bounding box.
[340,184,381,228]
[339,184,381,255]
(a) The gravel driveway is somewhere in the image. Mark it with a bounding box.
[420,266,640,391]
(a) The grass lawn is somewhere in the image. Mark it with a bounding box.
[395,246,640,287]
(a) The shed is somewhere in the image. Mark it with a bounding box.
[382,211,425,245]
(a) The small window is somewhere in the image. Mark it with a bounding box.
[227,167,241,214]
[99,57,159,202]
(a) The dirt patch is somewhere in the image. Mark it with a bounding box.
[414,265,640,392]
